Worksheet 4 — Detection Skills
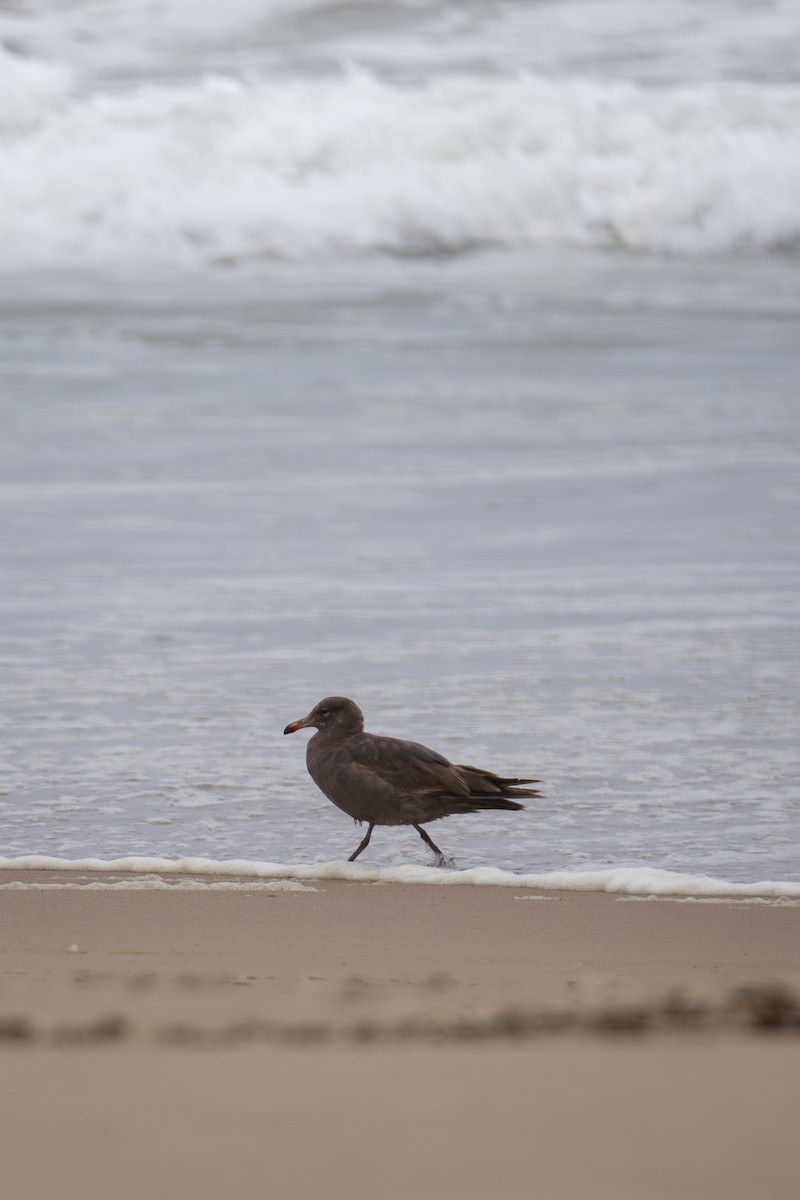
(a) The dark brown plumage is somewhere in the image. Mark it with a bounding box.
[283,696,541,864]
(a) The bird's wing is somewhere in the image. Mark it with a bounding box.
[344,734,486,799]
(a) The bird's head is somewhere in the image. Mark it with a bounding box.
[283,696,365,737]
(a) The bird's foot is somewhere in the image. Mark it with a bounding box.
[434,853,456,870]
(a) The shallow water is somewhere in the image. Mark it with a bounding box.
[0,4,798,886]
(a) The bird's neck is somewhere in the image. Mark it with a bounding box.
[309,723,361,749]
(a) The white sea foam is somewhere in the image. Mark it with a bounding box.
[0,44,70,131]
[1,53,798,267]
[0,876,316,892]
[2,856,799,898]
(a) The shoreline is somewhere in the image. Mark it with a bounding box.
[2,856,799,898]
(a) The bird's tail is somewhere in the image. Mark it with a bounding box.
[469,795,528,812]
[457,766,543,804]
[498,778,543,800]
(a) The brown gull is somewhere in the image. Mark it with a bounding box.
[283,696,540,864]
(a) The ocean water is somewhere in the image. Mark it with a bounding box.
[0,1,798,892]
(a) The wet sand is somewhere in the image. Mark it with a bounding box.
[1,873,799,1199]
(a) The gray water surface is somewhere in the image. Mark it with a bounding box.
[1,251,798,879]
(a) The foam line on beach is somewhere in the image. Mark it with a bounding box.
[1,855,798,898]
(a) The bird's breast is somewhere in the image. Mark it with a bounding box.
[306,736,400,824]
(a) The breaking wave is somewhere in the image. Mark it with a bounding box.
[2,46,799,267]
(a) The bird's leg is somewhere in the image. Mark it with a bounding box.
[348,823,375,862]
[413,823,454,868]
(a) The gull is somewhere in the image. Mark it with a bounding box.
[284,696,540,865]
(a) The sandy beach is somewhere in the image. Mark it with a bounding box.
[2,872,798,1199]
